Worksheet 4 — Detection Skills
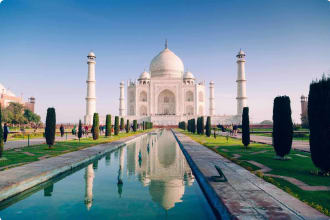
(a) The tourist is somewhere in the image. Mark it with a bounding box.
[3,123,9,143]
[60,124,65,137]
[85,125,89,136]
[233,124,238,136]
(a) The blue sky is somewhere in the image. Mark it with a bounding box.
[0,0,329,123]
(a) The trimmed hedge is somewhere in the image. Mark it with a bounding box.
[92,113,100,140]
[205,116,211,137]
[45,107,56,148]
[78,119,82,141]
[272,96,293,157]
[308,76,330,172]
[120,117,125,130]
[105,114,111,136]
[242,107,250,148]
[125,119,130,133]
[114,116,119,135]
[133,120,137,132]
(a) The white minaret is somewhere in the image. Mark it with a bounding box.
[209,81,215,116]
[236,49,247,116]
[84,51,96,125]
[119,81,126,116]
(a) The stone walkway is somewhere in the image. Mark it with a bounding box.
[173,130,328,220]
[4,135,79,151]
[220,132,310,152]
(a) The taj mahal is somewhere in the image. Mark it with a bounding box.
[84,41,247,126]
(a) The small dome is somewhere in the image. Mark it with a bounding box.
[150,48,184,78]
[183,71,195,79]
[139,71,150,80]
[87,51,96,57]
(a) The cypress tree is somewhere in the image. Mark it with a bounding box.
[206,116,211,137]
[196,117,200,134]
[78,119,82,141]
[120,117,125,131]
[92,113,99,140]
[183,121,186,130]
[126,119,130,133]
[191,119,196,134]
[200,116,205,135]
[133,120,137,132]
[272,96,293,158]
[242,107,250,149]
[114,116,119,135]
[45,107,56,148]
[308,76,330,173]
[0,106,4,157]
[105,114,111,137]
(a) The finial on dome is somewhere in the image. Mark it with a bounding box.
[165,39,168,49]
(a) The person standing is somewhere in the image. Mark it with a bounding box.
[60,124,65,137]
[3,123,9,143]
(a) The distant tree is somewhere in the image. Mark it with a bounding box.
[205,116,211,137]
[92,113,100,140]
[0,106,4,157]
[105,114,111,137]
[120,117,125,130]
[308,76,330,173]
[272,96,293,158]
[3,102,26,125]
[125,119,130,133]
[259,120,273,125]
[45,107,56,148]
[114,116,119,135]
[242,107,250,149]
[133,120,137,132]
[78,120,82,141]
[23,109,41,123]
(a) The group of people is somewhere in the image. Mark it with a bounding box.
[228,124,239,136]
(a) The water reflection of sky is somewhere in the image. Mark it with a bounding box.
[0,130,215,219]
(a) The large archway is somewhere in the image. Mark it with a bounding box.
[157,89,176,115]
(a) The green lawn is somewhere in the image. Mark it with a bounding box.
[179,130,330,216]
[0,130,151,171]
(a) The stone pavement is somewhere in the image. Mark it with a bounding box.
[221,132,310,152]
[0,132,148,202]
[173,130,327,220]
[4,134,80,151]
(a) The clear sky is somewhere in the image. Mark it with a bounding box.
[0,0,329,123]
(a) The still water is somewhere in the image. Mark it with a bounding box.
[0,130,215,219]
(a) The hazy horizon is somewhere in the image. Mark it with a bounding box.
[1,0,329,124]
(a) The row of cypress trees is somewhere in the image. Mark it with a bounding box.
[180,116,212,137]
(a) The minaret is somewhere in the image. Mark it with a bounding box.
[236,49,247,116]
[119,81,126,116]
[209,81,215,116]
[84,51,96,125]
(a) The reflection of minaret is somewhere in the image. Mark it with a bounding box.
[85,164,95,211]
[117,147,125,197]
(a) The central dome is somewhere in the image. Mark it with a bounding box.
[149,47,184,78]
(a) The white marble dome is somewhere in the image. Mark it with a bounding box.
[149,48,184,78]
[183,71,195,79]
[139,71,150,80]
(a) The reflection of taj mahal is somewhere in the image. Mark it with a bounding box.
[84,41,248,125]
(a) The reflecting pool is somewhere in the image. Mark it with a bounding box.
[0,130,215,219]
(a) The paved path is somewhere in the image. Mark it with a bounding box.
[173,130,327,220]
[220,132,310,152]
[4,135,79,150]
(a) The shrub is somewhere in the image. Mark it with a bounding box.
[105,114,111,136]
[78,119,82,141]
[200,116,204,135]
[0,106,3,157]
[272,96,293,158]
[114,116,119,135]
[120,117,124,130]
[205,116,211,137]
[133,120,137,132]
[92,113,99,140]
[242,107,250,149]
[191,119,196,134]
[45,107,56,148]
[126,119,130,133]
[308,76,330,173]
